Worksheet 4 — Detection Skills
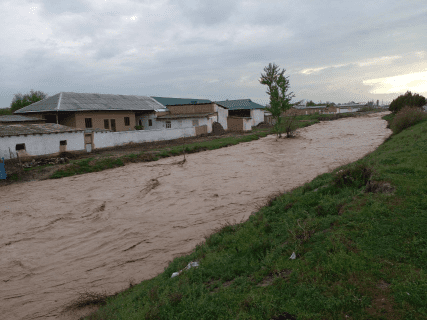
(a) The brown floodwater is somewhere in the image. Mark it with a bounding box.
[0,111,392,319]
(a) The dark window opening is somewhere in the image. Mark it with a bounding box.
[148,119,152,126]
[104,119,109,129]
[124,117,130,126]
[60,140,67,146]
[85,118,92,128]
[166,121,171,128]
[138,119,142,126]
[228,109,251,117]
[44,115,57,124]
[16,143,25,151]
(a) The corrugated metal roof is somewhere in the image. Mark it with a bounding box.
[156,113,215,120]
[214,99,265,110]
[0,115,46,122]
[13,92,165,113]
[0,123,84,137]
[152,97,212,106]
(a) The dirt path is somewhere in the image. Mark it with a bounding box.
[0,111,392,320]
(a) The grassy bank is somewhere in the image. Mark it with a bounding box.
[65,108,427,319]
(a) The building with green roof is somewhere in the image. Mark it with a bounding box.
[214,99,266,127]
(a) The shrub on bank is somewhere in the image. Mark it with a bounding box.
[389,105,427,135]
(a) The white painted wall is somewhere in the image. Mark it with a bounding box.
[215,104,228,130]
[0,131,84,160]
[93,127,196,149]
[337,108,350,113]
[137,112,218,133]
[250,109,265,126]
[243,118,252,131]
[137,113,163,130]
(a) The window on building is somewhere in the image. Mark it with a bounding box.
[104,119,109,129]
[148,119,153,126]
[85,118,92,128]
[124,117,130,126]
[16,143,25,151]
[192,119,199,126]
[60,140,67,146]
[166,121,171,128]
[138,119,142,126]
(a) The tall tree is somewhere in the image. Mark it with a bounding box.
[10,89,48,113]
[259,63,295,139]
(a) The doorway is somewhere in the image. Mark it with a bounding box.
[110,119,116,132]
[85,134,93,152]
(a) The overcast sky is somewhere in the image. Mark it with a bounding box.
[1,0,426,109]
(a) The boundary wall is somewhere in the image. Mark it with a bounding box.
[92,127,197,149]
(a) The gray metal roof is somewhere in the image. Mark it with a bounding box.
[13,92,165,113]
[0,123,84,137]
[214,99,265,110]
[0,115,46,122]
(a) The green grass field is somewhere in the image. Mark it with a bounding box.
[61,109,427,319]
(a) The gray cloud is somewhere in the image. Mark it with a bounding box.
[0,0,426,109]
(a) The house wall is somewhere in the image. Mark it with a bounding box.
[74,111,136,132]
[61,114,76,127]
[337,108,350,113]
[195,125,208,135]
[227,117,251,131]
[0,131,84,160]
[155,117,212,131]
[92,127,196,149]
[250,109,265,126]
[264,114,275,125]
[282,108,306,116]
[215,104,228,130]
[243,118,252,131]
[167,104,215,114]
[325,106,337,114]
[227,117,243,131]
[138,113,163,131]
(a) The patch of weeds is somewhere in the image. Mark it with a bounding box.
[390,106,427,135]
[332,161,376,189]
[63,290,110,312]
[167,292,183,306]
[285,217,320,250]
[156,150,171,158]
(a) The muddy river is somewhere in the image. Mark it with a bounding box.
[0,111,392,319]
